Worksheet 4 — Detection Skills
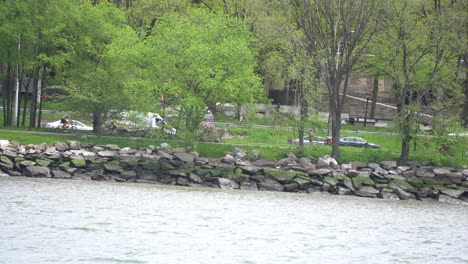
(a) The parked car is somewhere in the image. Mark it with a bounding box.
[107,111,176,135]
[46,119,93,131]
[339,137,382,148]
[290,136,327,145]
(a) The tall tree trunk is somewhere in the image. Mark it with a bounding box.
[399,120,411,165]
[298,84,308,153]
[93,112,103,135]
[330,96,342,161]
[29,68,40,128]
[462,55,468,127]
[37,67,47,128]
[3,61,14,126]
[462,78,468,127]
[21,92,28,127]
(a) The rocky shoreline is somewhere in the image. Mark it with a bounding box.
[1,139,467,204]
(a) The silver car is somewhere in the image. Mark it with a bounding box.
[339,137,382,148]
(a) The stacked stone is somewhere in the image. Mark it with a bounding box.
[0,139,467,204]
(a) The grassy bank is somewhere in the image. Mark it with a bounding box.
[1,103,466,167]
[1,124,466,167]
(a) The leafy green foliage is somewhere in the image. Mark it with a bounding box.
[123,7,266,143]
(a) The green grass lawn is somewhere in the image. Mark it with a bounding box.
[1,105,467,167]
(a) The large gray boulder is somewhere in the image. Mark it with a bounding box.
[52,170,72,179]
[173,152,196,164]
[54,142,68,151]
[355,186,379,198]
[257,178,284,192]
[240,181,258,191]
[0,156,14,170]
[218,178,239,190]
[23,166,51,177]
[98,151,116,158]
[438,194,468,205]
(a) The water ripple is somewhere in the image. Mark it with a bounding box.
[1,177,468,264]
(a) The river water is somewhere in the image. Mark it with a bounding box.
[1,177,467,264]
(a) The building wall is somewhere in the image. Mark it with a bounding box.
[268,76,398,120]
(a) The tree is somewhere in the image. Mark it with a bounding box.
[57,2,137,133]
[293,0,379,161]
[367,0,463,164]
[127,8,265,132]
[124,0,189,39]
[0,0,85,128]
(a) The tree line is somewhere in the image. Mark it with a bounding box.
[0,0,466,164]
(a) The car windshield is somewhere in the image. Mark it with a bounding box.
[355,138,366,143]
[71,121,84,127]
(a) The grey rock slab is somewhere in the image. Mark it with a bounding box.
[218,178,239,190]
[189,173,203,183]
[380,161,397,170]
[240,181,258,191]
[157,150,173,160]
[309,168,332,176]
[173,152,196,164]
[98,151,116,158]
[439,188,466,199]
[52,170,72,179]
[23,166,51,177]
[415,168,435,178]
[355,186,379,198]
[257,178,284,192]
[380,192,400,200]
[438,194,468,205]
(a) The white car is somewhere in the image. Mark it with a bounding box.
[290,136,327,145]
[46,119,93,131]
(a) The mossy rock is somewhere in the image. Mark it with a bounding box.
[36,159,53,167]
[445,184,459,190]
[193,168,212,177]
[71,158,87,168]
[104,163,124,173]
[295,171,310,179]
[352,176,375,188]
[106,160,121,166]
[0,156,13,165]
[293,173,310,182]
[121,161,140,170]
[59,162,70,170]
[333,173,347,181]
[140,162,161,171]
[159,162,175,170]
[407,178,424,188]
[20,160,36,167]
[234,167,243,175]
[14,157,26,164]
[264,169,297,181]
[389,178,415,192]
[89,159,104,164]
[210,167,235,177]
[293,177,311,187]
[373,177,390,184]
[87,163,104,171]
[138,170,159,181]
[323,176,339,186]
[423,179,444,186]
[225,173,250,182]
[375,183,389,188]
